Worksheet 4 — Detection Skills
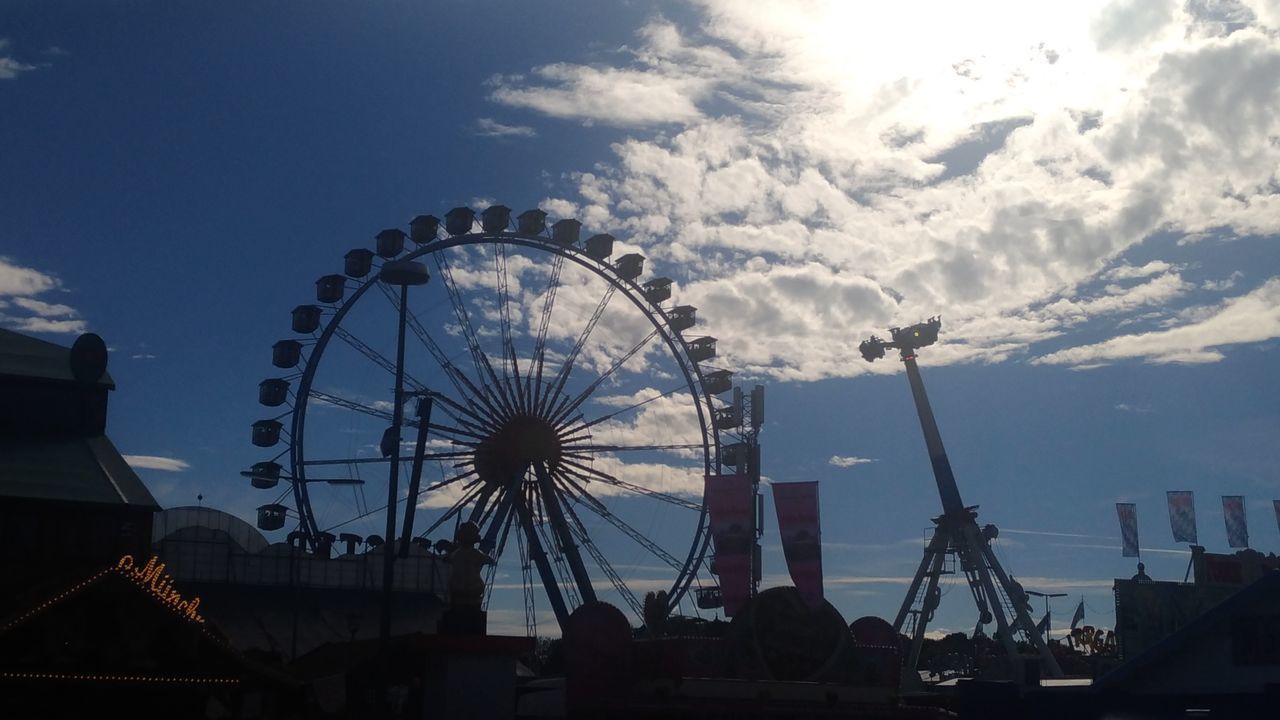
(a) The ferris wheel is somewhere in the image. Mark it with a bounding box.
[246,205,743,632]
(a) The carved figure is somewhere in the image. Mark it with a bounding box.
[447,521,495,607]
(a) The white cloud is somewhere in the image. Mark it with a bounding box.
[1034,276,1280,365]
[1005,576,1117,589]
[490,63,707,127]
[488,2,1280,380]
[0,258,87,334]
[0,57,34,79]
[474,118,536,138]
[2,316,88,334]
[1103,260,1177,281]
[1039,273,1193,322]
[0,39,36,79]
[0,257,60,296]
[825,575,915,585]
[1202,271,1244,291]
[1000,527,1112,540]
[12,297,78,317]
[829,455,876,468]
[123,455,191,472]
[1049,542,1191,556]
[1114,403,1151,412]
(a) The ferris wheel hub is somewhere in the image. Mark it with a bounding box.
[474,413,565,486]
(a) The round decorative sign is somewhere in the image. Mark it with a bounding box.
[69,333,108,383]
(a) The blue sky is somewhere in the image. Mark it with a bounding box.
[3,1,1279,637]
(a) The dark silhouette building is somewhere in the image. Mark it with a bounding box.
[0,329,159,618]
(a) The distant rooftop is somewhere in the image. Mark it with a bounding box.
[0,327,153,508]
[0,328,114,388]
[0,435,158,508]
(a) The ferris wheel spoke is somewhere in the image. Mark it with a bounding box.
[332,326,428,392]
[548,327,660,426]
[316,474,477,536]
[308,388,486,441]
[529,255,565,413]
[465,482,499,527]
[414,476,485,540]
[494,243,526,413]
[481,483,517,552]
[424,387,504,437]
[532,488,581,609]
[516,521,537,636]
[418,467,479,496]
[559,493,645,618]
[376,279,505,424]
[514,478,571,627]
[307,388,388,419]
[432,251,520,417]
[555,471,684,571]
[534,462,596,605]
[559,458,701,511]
[540,284,617,415]
[563,443,704,454]
[301,452,472,467]
[483,497,518,608]
[565,383,688,434]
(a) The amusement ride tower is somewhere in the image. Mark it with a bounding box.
[859,317,1062,680]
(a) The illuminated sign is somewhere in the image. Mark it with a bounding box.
[115,555,205,624]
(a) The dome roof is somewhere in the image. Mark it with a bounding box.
[152,506,269,554]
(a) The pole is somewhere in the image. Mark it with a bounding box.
[381,284,410,644]
[900,353,965,517]
[399,394,434,556]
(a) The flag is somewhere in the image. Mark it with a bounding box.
[1223,495,1249,548]
[1273,500,1280,538]
[1116,503,1139,557]
[1036,612,1050,637]
[772,481,823,609]
[1166,490,1198,544]
[705,474,754,616]
[973,619,984,638]
[1070,600,1085,630]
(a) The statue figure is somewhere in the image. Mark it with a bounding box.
[447,520,495,608]
[642,590,669,638]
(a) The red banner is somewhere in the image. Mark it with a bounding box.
[1116,503,1139,557]
[705,474,754,617]
[772,481,824,609]
[1223,495,1249,548]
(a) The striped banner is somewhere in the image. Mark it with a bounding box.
[705,474,755,617]
[1223,495,1249,548]
[772,481,823,609]
[1166,491,1198,544]
[1117,503,1139,557]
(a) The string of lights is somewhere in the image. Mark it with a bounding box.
[0,671,238,685]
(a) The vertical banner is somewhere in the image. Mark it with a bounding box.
[772,481,823,609]
[1116,503,1139,557]
[1274,500,1280,538]
[705,473,754,616]
[1166,491,1198,544]
[1223,495,1249,548]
